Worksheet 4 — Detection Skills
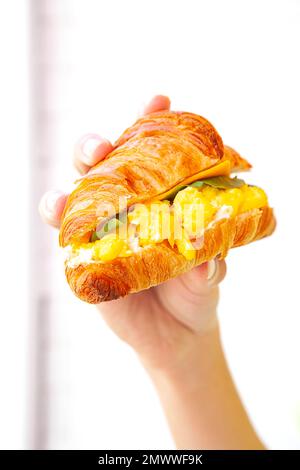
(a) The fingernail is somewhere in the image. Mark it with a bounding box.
[81,136,103,165]
[207,259,218,283]
[40,190,63,220]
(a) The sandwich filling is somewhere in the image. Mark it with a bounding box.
[66,175,268,266]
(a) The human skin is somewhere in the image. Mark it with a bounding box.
[39,95,264,449]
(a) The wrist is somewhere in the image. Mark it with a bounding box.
[139,322,222,382]
[141,325,264,450]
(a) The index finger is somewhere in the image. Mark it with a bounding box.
[142,95,171,115]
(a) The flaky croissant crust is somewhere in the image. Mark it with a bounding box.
[65,206,275,303]
[60,110,276,303]
[59,111,251,247]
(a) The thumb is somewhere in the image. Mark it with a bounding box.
[180,258,227,294]
[154,259,227,333]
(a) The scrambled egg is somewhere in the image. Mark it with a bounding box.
[68,183,268,264]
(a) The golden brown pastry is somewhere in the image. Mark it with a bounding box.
[59,111,276,303]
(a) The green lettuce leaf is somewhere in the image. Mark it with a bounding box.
[91,218,124,241]
[191,176,245,189]
[165,176,245,200]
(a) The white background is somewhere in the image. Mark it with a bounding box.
[0,0,300,449]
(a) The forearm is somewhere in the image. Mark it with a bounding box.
[143,325,264,450]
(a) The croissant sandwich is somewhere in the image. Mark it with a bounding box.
[59,111,276,303]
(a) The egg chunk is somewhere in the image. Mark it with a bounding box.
[69,180,269,264]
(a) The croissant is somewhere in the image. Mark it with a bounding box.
[59,111,276,303]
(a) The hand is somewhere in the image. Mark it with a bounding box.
[39,97,264,450]
[39,95,226,372]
